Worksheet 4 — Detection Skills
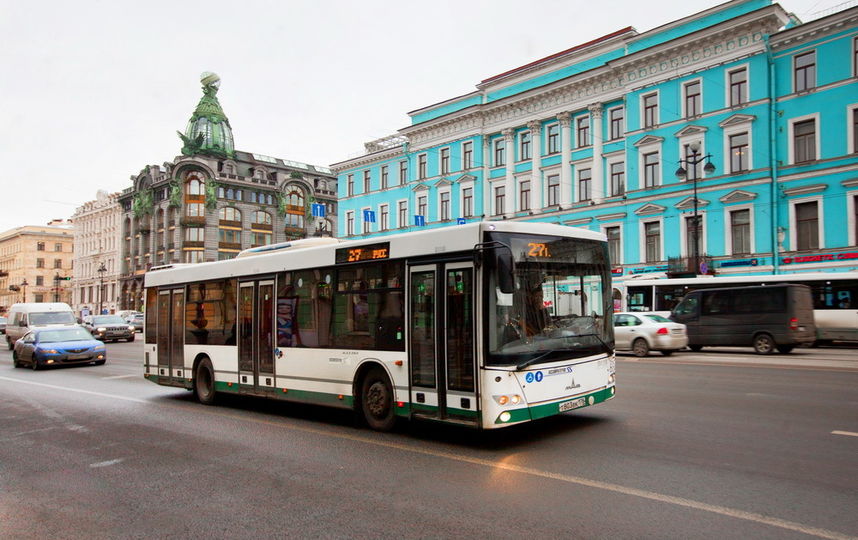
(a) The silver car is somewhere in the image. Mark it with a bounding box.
[613,312,688,357]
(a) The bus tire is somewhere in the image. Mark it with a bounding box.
[753,333,775,355]
[632,338,650,357]
[194,357,217,405]
[360,367,396,432]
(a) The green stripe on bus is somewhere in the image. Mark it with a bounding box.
[496,387,616,424]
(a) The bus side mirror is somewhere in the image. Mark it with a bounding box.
[496,251,515,294]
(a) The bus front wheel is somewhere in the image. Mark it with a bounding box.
[360,367,396,432]
[194,357,217,405]
[753,333,776,355]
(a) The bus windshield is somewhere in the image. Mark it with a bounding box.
[485,232,613,367]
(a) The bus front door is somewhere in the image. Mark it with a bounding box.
[238,280,276,392]
[409,262,477,425]
[156,288,185,381]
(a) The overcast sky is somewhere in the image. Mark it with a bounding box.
[0,0,844,232]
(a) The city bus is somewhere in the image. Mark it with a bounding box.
[143,221,616,431]
[624,272,858,343]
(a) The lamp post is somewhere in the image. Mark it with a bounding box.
[53,273,60,302]
[97,262,107,315]
[21,279,28,303]
[675,142,715,275]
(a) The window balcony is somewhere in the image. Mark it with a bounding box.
[181,216,206,226]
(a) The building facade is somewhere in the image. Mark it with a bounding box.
[118,73,337,310]
[332,0,858,302]
[0,221,75,313]
[71,190,122,316]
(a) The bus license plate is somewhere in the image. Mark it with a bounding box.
[559,398,585,412]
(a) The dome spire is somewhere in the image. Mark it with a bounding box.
[178,72,235,158]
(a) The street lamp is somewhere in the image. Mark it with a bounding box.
[20,279,28,303]
[97,262,107,315]
[54,273,60,302]
[675,141,715,274]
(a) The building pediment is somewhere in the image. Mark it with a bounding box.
[841,178,858,189]
[719,189,758,203]
[675,196,710,210]
[674,125,708,138]
[455,173,477,184]
[634,135,665,147]
[434,178,453,188]
[564,217,593,226]
[783,184,827,196]
[634,203,666,216]
[718,113,756,128]
[411,183,430,192]
[597,212,627,221]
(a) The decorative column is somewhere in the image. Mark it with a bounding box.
[503,128,515,216]
[558,112,573,205]
[482,135,492,217]
[589,103,605,202]
[528,120,543,210]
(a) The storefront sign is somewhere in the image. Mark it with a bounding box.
[781,251,858,264]
[719,258,759,268]
[629,265,669,274]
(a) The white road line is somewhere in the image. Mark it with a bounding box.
[1,375,855,540]
[90,459,124,468]
[101,374,139,380]
[832,430,858,438]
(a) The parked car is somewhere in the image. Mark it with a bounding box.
[613,312,688,357]
[5,302,77,350]
[128,313,144,333]
[82,315,136,342]
[0,316,6,334]
[12,326,106,370]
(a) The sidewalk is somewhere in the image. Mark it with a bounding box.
[620,346,858,371]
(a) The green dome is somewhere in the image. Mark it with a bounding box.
[178,72,235,158]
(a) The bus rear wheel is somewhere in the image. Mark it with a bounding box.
[753,333,775,355]
[194,357,217,405]
[360,367,396,432]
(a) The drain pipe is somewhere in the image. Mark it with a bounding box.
[765,34,781,275]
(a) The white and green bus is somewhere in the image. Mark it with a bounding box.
[143,221,616,431]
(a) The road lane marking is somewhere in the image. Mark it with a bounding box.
[832,431,858,438]
[101,374,139,380]
[90,459,124,468]
[1,375,854,540]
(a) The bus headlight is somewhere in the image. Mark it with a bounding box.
[499,411,512,422]
[608,373,616,384]
[493,394,523,406]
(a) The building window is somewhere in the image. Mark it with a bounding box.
[286,188,304,207]
[519,180,531,211]
[547,124,560,153]
[53,259,62,269]
[54,243,62,252]
[418,154,427,179]
[253,211,272,225]
[381,165,388,189]
[685,215,703,260]
[440,148,450,175]
[609,107,624,140]
[683,144,701,181]
[643,93,658,128]
[730,209,751,255]
[852,108,858,153]
[362,209,371,234]
[577,169,591,202]
[36,276,44,286]
[398,201,407,227]
[606,226,621,264]
[439,192,450,221]
[546,174,560,206]
[520,132,531,161]
[184,227,204,242]
[643,152,660,188]
[729,133,749,172]
[284,214,304,229]
[494,185,505,215]
[462,142,473,170]
[794,119,816,163]
[183,250,205,264]
[37,242,45,251]
[218,228,240,244]
[644,222,661,263]
[186,177,204,196]
[417,195,427,218]
[794,51,816,92]
[493,139,506,166]
[346,211,354,236]
[363,170,371,192]
[576,117,589,148]
[399,161,408,184]
[610,162,625,197]
[380,205,389,231]
[347,174,354,196]
[729,67,748,106]
[684,80,701,117]
[462,187,473,218]
[36,258,44,268]
[795,201,819,251]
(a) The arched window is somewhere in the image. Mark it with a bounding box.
[253,211,272,225]
[219,207,241,222]
[286,188,305,207]
[186,176,204,195]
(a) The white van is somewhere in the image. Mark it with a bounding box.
[5,303,77,349]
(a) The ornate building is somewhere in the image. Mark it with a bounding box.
[71,190,121,315]
[118,73,337,310]
[0,221,75,313]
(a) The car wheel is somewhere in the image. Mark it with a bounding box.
[753,333,775,355]
[661,349,674,356]
[31,356,40,371]
[632,338,650,357]
[127,335,135,342]
[94,360,106,365]
[7,337,13,351]
[12,350,21,368]
[194,357,217,405]
[360,367,396,431]
[776,345,794,354]
[689,345,703,352]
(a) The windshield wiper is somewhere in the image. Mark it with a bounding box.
[575,333,613,355]
[516,350,555,370]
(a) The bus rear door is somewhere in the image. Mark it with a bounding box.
[238,279,276,392]
[156,288,185,381]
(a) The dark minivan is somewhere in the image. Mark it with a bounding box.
[670,284,816,354]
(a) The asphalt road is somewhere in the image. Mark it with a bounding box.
[0,339,856,539]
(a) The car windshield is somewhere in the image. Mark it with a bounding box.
[485,232,613,367]
[644,314,671,323]
[29,312,75,325]
[39,328,94,342]
[92,315,127,324]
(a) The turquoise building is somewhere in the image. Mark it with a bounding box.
[331,0,858,292]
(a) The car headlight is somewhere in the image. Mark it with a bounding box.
[42,349,59,354]
[94,344,106,350]
[127,326,134,331]
[97,327,106,332]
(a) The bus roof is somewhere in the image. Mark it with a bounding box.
[145,221,606,287]
[625,271,858,287]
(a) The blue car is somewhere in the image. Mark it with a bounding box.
[12,326,107,370]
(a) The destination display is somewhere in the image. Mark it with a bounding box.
[335,242,391,264]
